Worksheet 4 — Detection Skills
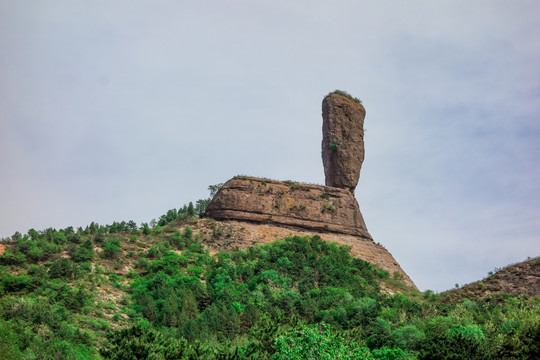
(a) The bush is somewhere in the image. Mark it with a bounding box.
[1,274,31,293]
[141,223,151,236]
[52,232,67,245]
[273,323,371,360]
[94,232,106,244]
[101,323,196,359]
[329,89,362,104]
[391,325,425,351]
[49,258,78,279]
[0,248,26,266]
[103,238,121,259]
[70,240,94,262]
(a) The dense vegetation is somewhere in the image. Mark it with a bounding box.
[1,201,539,359]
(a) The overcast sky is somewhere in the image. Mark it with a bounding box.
[1,1,539,292]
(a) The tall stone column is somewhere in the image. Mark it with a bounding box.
[321,91,366,192]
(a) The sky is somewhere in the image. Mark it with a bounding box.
[1,0,539,292]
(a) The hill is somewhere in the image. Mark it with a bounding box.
[1,211,539,359]
[443,257,540,301]
[0,91,538,359]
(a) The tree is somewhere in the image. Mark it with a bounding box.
[187,202,195,217]
[103,238,121,258]
[100,322,197,359]
[273,323,372,360]
[208,183,224,198]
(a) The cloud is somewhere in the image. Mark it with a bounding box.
[1,0,539,291]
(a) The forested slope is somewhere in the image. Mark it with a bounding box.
[0,205,538,359]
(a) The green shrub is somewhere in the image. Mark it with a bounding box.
[52,231,67,245]
[49,258,78,279]
[273,323,370,360]
[0,248,26,266]
[371,347,412,360]
[100,323,196,359]
[1,274,32,293]
[141,223,151,235]
[320,192,330,199]
[103,238,121,259]
[94,232,105,244]
[391,325,425,351]
[70,239,94,262]
[184,226,193,240]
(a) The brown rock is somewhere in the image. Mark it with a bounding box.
[206,176,372,239]
[202,91,418,291]
[322,92,366,192]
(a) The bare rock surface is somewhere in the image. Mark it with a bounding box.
[206,176,371,239]
[322,92,366,192]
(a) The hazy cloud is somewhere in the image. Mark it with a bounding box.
[1,0,539,291]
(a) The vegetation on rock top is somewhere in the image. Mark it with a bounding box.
[328,89,362,104]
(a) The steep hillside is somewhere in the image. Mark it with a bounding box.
[191,218,415,291]
[443,257,540,301]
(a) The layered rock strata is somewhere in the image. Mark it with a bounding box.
[322,93,366,192]
[206,176,372,239]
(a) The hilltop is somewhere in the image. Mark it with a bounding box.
[443,257,540,301]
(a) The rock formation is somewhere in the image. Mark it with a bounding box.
[205,91,417,289]
[206,176,371,239]
[321,92,366,192]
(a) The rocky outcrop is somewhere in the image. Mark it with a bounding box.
[322,92,366,192]
[204,91,417,290]
[206,176,371,239]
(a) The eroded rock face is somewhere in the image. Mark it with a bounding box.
[206,177,372,239]
[322,93,366,192]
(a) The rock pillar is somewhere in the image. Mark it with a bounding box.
[321,92,365,192]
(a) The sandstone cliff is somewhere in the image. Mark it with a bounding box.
[206,176,371,239]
